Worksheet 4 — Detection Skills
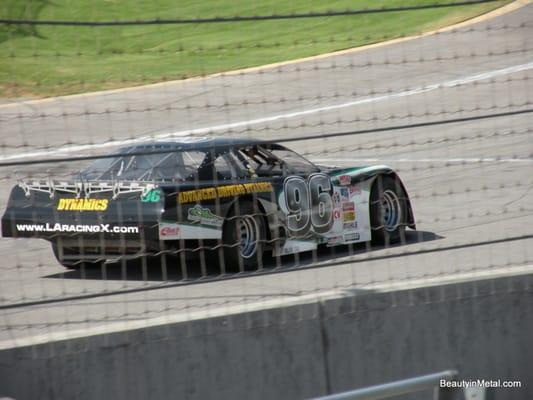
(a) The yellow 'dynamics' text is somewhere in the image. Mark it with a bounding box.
[57,198,109,211]
[178,182,273,204]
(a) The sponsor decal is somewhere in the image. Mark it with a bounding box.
[187,205,224,227]
[349,186,361,196]
[141,188,161,203]
[343,232,360,242]
[327,235,343,246]
[333,208,341,220]
[178,182,273,204]
[278,239,318,255]
[343,221,357,230]
[16,223,138,234]
[340,188,349,202]
[159,222,180,240]
[333,192,341,205]
[342,202,356,222]
[158,221,222,240]
[57,198,108,211]
[338,175,351,186]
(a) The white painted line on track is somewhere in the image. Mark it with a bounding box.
[311,158,533,163]
[0,263,531,350]
[1,61,532,163]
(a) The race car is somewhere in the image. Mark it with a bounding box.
[1,137,415,270]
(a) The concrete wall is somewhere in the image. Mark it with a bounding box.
[1,274,532,400]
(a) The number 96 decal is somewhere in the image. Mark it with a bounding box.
[283,173,333,236]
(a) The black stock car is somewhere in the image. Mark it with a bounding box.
[2,137,415,270]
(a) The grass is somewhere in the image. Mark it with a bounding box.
[0,0,511,98]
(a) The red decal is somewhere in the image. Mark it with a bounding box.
[160,226,179,237]
[339,175,351,186]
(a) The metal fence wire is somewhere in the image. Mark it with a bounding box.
[0,1,531,399]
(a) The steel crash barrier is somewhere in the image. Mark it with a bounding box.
[312,370,464,400]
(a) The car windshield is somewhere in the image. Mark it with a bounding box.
[82,146,206,182]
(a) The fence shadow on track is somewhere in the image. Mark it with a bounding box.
[43,230,442,283]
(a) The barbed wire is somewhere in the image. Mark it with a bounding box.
[1,231,530,310]
[0,1,503,26]
[2,274,531,370]
[2,264,532,358]
[1,107,531,164]
[5,168,532,199]
[6,199,533,245]
[2,74,530,123]
[304,127,533,156]
[2,50,530,101]
[4,25,530,59]
[0,0,531,358]
[1,108,531,167]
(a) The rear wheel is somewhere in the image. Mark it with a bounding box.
[370,175,407,245]
[222,200,266,271]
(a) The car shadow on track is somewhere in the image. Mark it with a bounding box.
[44,230,443,282]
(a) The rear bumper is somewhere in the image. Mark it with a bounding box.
[1,184,162,241]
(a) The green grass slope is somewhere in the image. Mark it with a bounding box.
[0,0,510,97]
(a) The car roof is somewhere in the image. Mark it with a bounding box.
[130,136,267,151]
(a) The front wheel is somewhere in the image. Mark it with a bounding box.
[370,175,407,245]
[222,200,266,271]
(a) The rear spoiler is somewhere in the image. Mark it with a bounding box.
[17,179,157,199]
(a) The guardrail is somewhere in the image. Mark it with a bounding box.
[312,370,460,400]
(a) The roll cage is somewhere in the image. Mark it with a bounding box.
[81,143,320,183]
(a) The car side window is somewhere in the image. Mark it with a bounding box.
[214,154,236,181]
[270,148,319,175]
[238,147,283,177]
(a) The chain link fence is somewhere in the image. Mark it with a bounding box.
[0,1,531,398]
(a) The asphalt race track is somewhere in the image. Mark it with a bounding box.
[0,4,531,346]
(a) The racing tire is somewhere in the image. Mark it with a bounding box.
[370,175,407,245]
[222,200,266,272]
